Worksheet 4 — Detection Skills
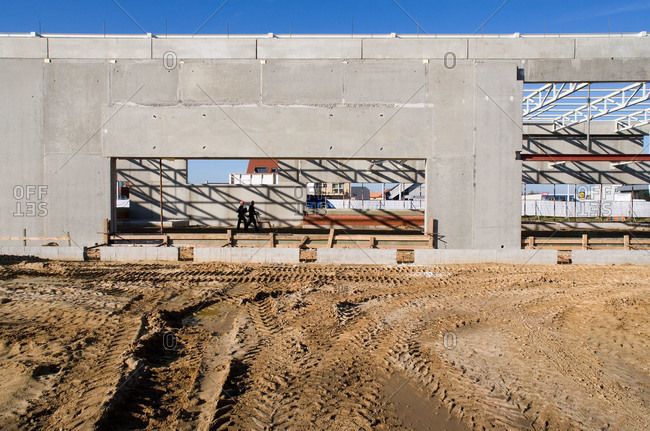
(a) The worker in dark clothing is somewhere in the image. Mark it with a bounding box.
[246,200,259,231]
[236,200,247,230]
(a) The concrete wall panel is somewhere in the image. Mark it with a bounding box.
[472,62,522,249]
[262,61,343,105]
[524,58,650,82]
[43,61,108,154]
[469,38,574,59]
[0,37,47,58]
[44,154,110,246]
[110,61,179,104]
[0,246,85,261]
[0,60,45,244]
[153,38,256,59]
[194,247,299,263]
[343,60,425,104]
[100,246,179,261]
[414,249,557,265]
[571,250,650,265]
[362,39,467,59]
[48,38,151,59]
[576,37,650,59]
[180,60,261,104]
[258,38,361,59]
[102,105,433,159]
[317,248,396,265]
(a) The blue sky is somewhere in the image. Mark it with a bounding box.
[2,0,649,35]
[2,1,648,187]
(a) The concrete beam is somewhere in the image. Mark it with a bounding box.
[48,37,151,59]
[414,249,557,265]
[571,250,650,265]
[0,37,48,58]
[257,38,362,59]
[102,105,433,159]
[0,246,84,261]
[194,247,300,263]
[523,58,650,83]
[362,39,468,59]
[100,246,179,261]
[152,38,256,59]
[469,38,574,59]
[317,248,396,265]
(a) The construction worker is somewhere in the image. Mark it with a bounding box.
[246,200,260,231]
[236,200,247,230]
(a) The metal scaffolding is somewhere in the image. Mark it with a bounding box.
[523,82,650,131]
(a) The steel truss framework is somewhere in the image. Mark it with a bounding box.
[523,82,650,132]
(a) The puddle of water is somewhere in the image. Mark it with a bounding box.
[196,302,231,319]
[193,302,240,333]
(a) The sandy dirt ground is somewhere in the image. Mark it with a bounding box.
[0,259,648,430]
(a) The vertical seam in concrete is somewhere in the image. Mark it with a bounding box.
[465,38,469,60]
[41,53,47,233]
[573,38,576,59]
[46,36,49,59]
[150,38,153,60]
[177,55,181,103]
[472,64,477,248]
[360,38,364,59]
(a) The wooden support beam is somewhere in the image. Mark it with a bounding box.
[224,229,233,247]
[623,234,630,250]
[527,236,535,249]
[0,236,69,241]
[23,228,27,246]
[582,234,589,250]
[368,236,376,249]
[269,232,275,248]
[327,228,335,248]
[298,235,309,248]
[67,232,71,247]
[427,218,434,249]
[103,219,109,245]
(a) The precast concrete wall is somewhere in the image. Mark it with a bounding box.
[571,250,650,265]
[317,248,397,265]
[1,34,648,248]
[414,249,558,265]
[99,246,179,261]
[0,246,85,261]
[194,247,300,263]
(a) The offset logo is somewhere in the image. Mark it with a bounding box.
[13,185,48,217]
[444,52,457,70]
[162,331,177,350]
[443,331,457,350]
[163,51,178,70]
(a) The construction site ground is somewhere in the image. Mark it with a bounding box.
[0,259,648,430]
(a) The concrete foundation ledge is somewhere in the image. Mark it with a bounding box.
[317,248,397,265]
[100,247,179,262]
[194,247,299,264]
[414,249,558,265]
[0,246,85,262]
[571,250,650,265]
